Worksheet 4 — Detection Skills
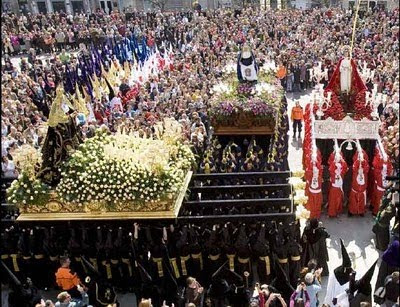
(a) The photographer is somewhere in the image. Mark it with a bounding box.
[289,282,311,307]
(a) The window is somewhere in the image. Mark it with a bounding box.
[52,1,66,12]
[37,1,47,13]
[72,0,84,13]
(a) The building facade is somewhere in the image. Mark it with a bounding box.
[2,0,398,13]
[342,0,398,9]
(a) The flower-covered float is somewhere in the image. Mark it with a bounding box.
[209,53,285,135]
[8,118,194,220]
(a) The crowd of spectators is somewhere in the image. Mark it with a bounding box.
[1,7,399,177]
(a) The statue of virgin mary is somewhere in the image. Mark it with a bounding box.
[237,44,258,83]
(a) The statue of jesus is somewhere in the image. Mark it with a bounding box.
[340,46,352,93]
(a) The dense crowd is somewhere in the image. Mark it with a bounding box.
[1,6,399,307]
[2,7,399,178]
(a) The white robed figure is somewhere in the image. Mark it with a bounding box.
[340,46,352,93]
[324,239,354,305]
[237,44,259,82]
[333,260,377,307]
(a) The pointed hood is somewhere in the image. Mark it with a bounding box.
[271,260,295,301]
[354,260,377,296]
[235,224,250,256]
[252,224,270,256]
[206,226,221,256]
[334,239,353,285]
[209,260,231,296]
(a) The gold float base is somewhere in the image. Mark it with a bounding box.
[17,210,179,221]
[17,171,192,221]
[213,126,274,135]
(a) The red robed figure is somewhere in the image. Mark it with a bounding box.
[327,152,349,217]
[348,150,370,215]
[370,150,393,215]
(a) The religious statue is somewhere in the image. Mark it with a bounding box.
[37,86,83,186]
[324,45,368,114]
[237,44,258,83]
[340,46,352,93]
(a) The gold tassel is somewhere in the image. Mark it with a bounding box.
[101,261,112,279]
[152,257,164,277]
[9,254,20,272]
[259,256,271,276]
[170,258,180,279]
[180,255,190,276]
[227,254,236,272]
[89,258,99,272]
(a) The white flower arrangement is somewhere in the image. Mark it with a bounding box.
[7,145,51,207]
[211,83,234,95]
[260,60,277,73]
[12,144,42,179]
[254,82,278,99]
[7,173,50,207]
[56,118,195,207]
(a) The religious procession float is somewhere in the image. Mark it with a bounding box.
[7,87,194,220]
[209,45,285,135]
[302,45,394,220]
